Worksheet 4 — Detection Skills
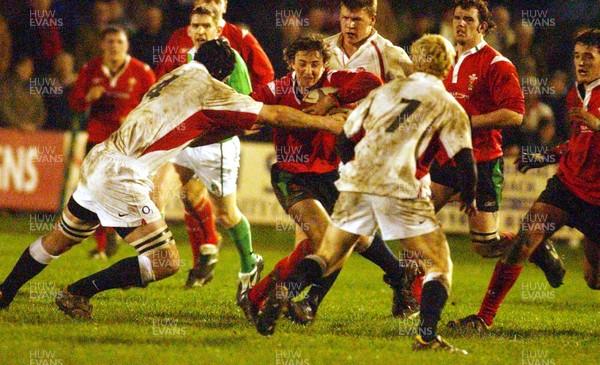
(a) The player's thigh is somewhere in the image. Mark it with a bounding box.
[583,238,600,289]
[151,162,180,210]
[400,228,452,275]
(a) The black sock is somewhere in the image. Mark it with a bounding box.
[284,258,324,299]
[359,234,403,283]
[307,269,341,311]
[68,257,144,298]
[419,280,448,342]
[1,248,47,305]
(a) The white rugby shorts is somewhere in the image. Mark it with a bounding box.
[331,191,440,240]
[73,145,162,227]
[172,137,240,197]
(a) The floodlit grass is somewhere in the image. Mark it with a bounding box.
[0,215,597,364]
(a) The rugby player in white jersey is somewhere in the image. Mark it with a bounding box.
[257,35,475,354]
[324,0,412,82]
[0,40,345,317]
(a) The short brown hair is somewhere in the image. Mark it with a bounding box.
[454,0,496,34]
[341,0,377,16]
[190,4,220,25]
[283,35,331,70]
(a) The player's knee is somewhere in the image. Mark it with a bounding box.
[148,244,180,280]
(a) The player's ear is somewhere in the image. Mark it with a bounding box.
[478,21,488,34]
[217,25,223,36]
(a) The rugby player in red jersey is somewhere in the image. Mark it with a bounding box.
[449,28,600,331]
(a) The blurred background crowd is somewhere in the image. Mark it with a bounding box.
[0,0,598,153]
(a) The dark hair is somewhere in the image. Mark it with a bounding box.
[190,4,219,25]
[574,28,600,49]
[341,0,377,16]
[101,25,128,40]
[454,0,496,34]
[194,38,235,81]
[283,35,331,70]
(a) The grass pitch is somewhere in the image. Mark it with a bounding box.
[0,215,598,365]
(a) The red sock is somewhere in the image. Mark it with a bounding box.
[184,197,218,266]
[94,226,107,251]
[249,239,312,305]
[477,261,523,326]
[412,274,424,305]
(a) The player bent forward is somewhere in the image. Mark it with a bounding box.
[0,39,345,318]
[257,34,476,354]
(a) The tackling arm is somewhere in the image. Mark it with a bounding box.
[257,104,346,134]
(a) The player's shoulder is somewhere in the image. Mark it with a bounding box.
[481,44,516,69]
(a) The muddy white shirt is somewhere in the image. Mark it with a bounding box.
[337,72,472,199]
[325,31,412,82]
[101,61,263,176]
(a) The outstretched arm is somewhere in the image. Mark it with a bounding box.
[257,104,346,134]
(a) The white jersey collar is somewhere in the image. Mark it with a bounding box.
[451,40,487,84]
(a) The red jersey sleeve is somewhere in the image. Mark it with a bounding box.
[488,60,525,115]
[69,62,93,113]
[328,70,383,104]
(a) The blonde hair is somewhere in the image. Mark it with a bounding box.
[410,34,456,78]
